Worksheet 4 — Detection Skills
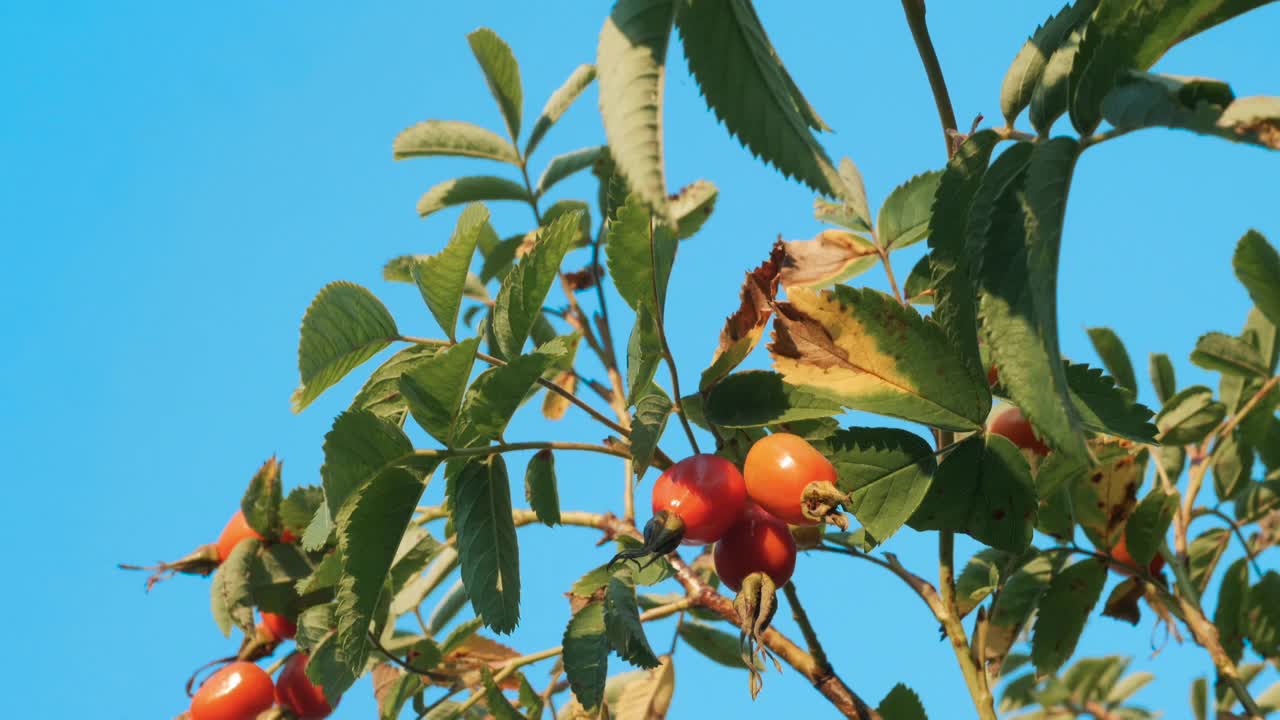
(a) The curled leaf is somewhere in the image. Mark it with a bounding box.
[779,229,878,290]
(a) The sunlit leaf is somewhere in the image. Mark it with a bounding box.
[492,211,581,359]
[826,427,936,544]
[293,282,399,412]
[878,171,943,251]
[451,457,521,633]
[393,120,519,164]
[467,28,523,142]
[909,434,1035,552]
[416,176,531,218]
[778,229,879,290]
[1086,326,1137,393]
[526,64,597,156]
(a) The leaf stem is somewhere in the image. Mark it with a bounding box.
[876,245,906,305]
[936,530,997,720]
[404,441,643,466]
[899,0,959,155]
[648,216,701,455]
[782,581,832,674]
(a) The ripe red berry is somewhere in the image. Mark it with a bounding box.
[276,652,336,719]
[650,454,748,545]
[714,503,797,592]
[189,661,274,720]
[1109,535,1166,577]
[743,433,838,526]
[261,611,297,642]
[988,406,1051,456]
[215,510,264,563]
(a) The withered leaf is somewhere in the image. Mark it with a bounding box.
[699,242,784,390]
[779,229,878,289]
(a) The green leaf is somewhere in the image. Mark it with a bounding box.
[451,351,555,448]
[1188,527,1231,594]
[210,538,258,637]
[1246,571,1280,657]
[306,631,360,701]
[480,668,523,720]
[492,211,580,359]
[526,64,597,156]
[518,675,545,720]
[596,0,676,222]
[627,305,663,406]
[605,571,660,669]
[825,427,937,543]
[388,527,442,598]
[1192,676,1209,720]
[990,553,1055,629]
[1236,478,1280,523]
[524,449,560,527]
[467,28,523,142]
[878,171,943,251]
[241,457,283,539]
[606,194,677,313]
[877,683,928,720]
[631,384,672,481]
[563,602,610,710]
[321,410,414,519]
[1149,352,1177,404]
[927,129,1001,373]
[977,138,1088,461]
[903,254,935,305]
[535,146,605,198]
[399,338,480,445]
[1235,230,1280,329]
[416,176,531,219]
[778,229,879,290]
[1031,558,1106,673]
[1212,432,1253,501]
[1125,490,1177,569]
[1216,558,1250,664]
[292,281,399,412]
[999,1,1098,125]
[451,457,521,633]
[814,157,872,232]
[677,622,752,669]
[1101,74,1280,150]
[955,548,1013,618]
[1030,27,1084,135]
[1156,385,1226,445]
[704,371,843,428]
[348,344,442,426]
[1107,671,1155,704]
[1065,362,1160,443]
[392,120,519,164]
[412,204,490,342]
[669,179,718,240]
[769,286,991,431]
[280,485,324,538]
[334,467,427,673]
[908,434,1036,552]
[676,0,840,199]
[1086,327,1137,393]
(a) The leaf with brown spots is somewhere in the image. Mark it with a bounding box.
[778,229,879,290]
[1070,439,1146,550]
[1031,558,1107,674]
[769,286,990,431]
[699,242,784,390]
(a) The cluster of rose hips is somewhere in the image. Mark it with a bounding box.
[147,511,338,720]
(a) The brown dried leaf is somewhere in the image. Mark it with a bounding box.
[371,663,409,707]
[779,229,878,290]
[700,242,784,389]
[1102,577,1144,625]
[564,265,603,292]
[1071,438,1145,549]
[542,371,577,420]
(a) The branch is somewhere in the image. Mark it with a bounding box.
[782,581,832,673]
[900,0,958,154]
[938,530,997,720]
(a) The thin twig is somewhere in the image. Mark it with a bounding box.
[1190,506,1263,574]
[900,0,959,154]
[876,245,906,306]
[648,215,700,454]
[782,581,832,673]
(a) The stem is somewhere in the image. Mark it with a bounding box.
[403,441,645,466]
[1161,543,1265,718]
[877,246,906,305]
[453,645,565,715]
[1079,125,1139,149]
[900,0,959,155]
[782,581,832,674]
[648,216,700,455]
[622,457,636,523]
[1190,506,1263,574]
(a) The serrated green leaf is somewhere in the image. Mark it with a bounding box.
[492,211,580,359]
[1000,1,1098,125]
[778,229,878,290]
[349,343,441,426]
[392,119,520,164]
[1216,557,1250,664]
[321,410,414,519]
[305,631,360,701]
[1086,327,1137,393]
[606,194,676,314]
[1065,362,1160,443]
[956,548,1014,618]
[1188,527,1231,594]
[604,571,660,669]
[878,171,943,251]
[823,427,937,543]
[627,305,662,406]
[597,0,676,222]
[877,682,927,720]
[563,602,610,710]
[704,371,843,428]
[928,129,1001,373]
[770,286,991,431]
[676,0,839,198]
[416,176,531,218]
[468,28,523,142]
[909,434,1036,552]
[630,384,672,481]
[1246,571,1280,657]
[1030,27,1084,135]
[398,338,480,445]
[669,179,718,240]
[524,449,560,527]
[677,622,752,669]
[241,457,283,539]
[281,485,324,538]
[388,527,442,598]
[527,64,597,156]
[451,457,521,633]
[1236,478,1280,523]
[412,204,490,342]
[1149,352,1177,404]
[536,146,606,197]
[1031,558,1106,673]
[452,351,555,448]
[1125,489,1177,569]
[210,538,258,637]
[293,281,399,412]
[1235,230,1280,329]
[1156,385,1226,445]
[1212,432,1253,501]
[334,467,427,672]
[903,254,935,305]
[977,138,1088,461]
[990,553,1055,629]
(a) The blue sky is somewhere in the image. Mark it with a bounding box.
[3,2,1278,718]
